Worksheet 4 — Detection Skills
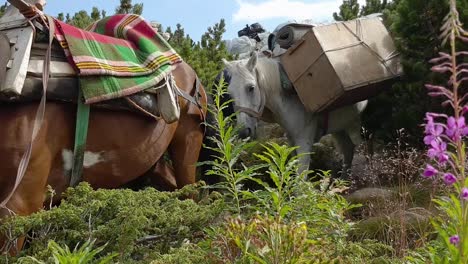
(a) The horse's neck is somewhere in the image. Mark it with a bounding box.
[256,58,281,105]
[257,58,313,129]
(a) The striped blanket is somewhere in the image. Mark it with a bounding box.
[54,14,182,104]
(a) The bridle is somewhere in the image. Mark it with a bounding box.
[232,69,267,120]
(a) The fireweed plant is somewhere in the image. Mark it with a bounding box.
[423,0,468,262]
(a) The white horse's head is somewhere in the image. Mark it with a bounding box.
[222,53,265,139]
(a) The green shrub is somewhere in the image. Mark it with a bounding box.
[18,239,116,264]
[0,183,223,263]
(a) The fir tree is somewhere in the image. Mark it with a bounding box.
[0,2,6,18]
[115,0,143,15]
[170,24,186,48]
[65,13,71,24]
[360,0,388,16]
[362,0,468,144]
[69,10,93,29]
[333,0,360,21]
[57,12,64,21]
[91,7,101,21]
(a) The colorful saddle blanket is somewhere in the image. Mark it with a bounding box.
[54,14,182,104]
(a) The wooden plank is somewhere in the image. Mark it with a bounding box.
[27,60,76,77]
[1,26,34,95]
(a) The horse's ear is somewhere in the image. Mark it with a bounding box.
[246,52,258,72]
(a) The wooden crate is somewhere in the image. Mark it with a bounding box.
[280,16,402,112]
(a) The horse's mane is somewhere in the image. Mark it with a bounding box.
[256,58,282,96]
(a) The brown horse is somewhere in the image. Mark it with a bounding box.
[0,61,207,254]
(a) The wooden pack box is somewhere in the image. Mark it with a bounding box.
[280,16,402,112]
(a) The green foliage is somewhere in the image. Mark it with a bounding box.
[245,143,310,219]
[389,0,450,87]
[0,183,223,263]
[360,0,388,16]
[208,214,314,264]
[206,178,395,263]
[0,2,7,18]
[56,13,65,21]
[202,77,258,213]
[61,0,144,30]
[192,19,234,90]
[201,77,395,263]
[115,0,143,15]
[90,7,101,21]
[415,1,468,262]
[148,245,210,264]
[362,0,468,145]
[429,194,467,263]
[164,20,233,90]
[19,239,117,264]
[333,0,360,21]
[67,10,95,29]
[59,5,106,29]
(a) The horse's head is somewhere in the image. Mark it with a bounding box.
[222,53,265,139]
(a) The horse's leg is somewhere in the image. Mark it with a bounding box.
[148,158,178,191]
[168,117,204,189]
[332,131,355,178]
[288,134,313,178]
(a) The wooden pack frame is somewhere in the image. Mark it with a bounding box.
[0,1,37,96]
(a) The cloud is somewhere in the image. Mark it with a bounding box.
[233,0,367,23]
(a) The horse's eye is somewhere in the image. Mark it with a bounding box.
[247,85,255,93]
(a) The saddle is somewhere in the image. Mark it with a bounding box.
[0,15,180,123]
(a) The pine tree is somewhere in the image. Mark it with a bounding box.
[69,10,93,29]
[333,0,360,21]
[115,0,132,14]
[91,7,101,21]
[65,13,71,24]
[132,3,143,15]
[0,2,7,18]
[161,19,233,90]
[360,0,387,16]
[362,0,468,144]
[170,24,186,48]
[115,0,143,15]
[165,26,173,36]
[196,19,233,89]
[57,13,64,21]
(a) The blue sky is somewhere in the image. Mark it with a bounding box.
[42,0,366,41]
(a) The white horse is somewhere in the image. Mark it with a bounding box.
[222,52,368,176]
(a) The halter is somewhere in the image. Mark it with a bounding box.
[233,69,267,120]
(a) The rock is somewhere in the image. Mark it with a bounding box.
[389,207,432,228]
[346,187,397,206]
[256,121,285,140]
[350,207,432,241]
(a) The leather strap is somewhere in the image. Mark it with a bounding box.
[176,76,205,123]
[233,68,266,121]
[1,15,53,209]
